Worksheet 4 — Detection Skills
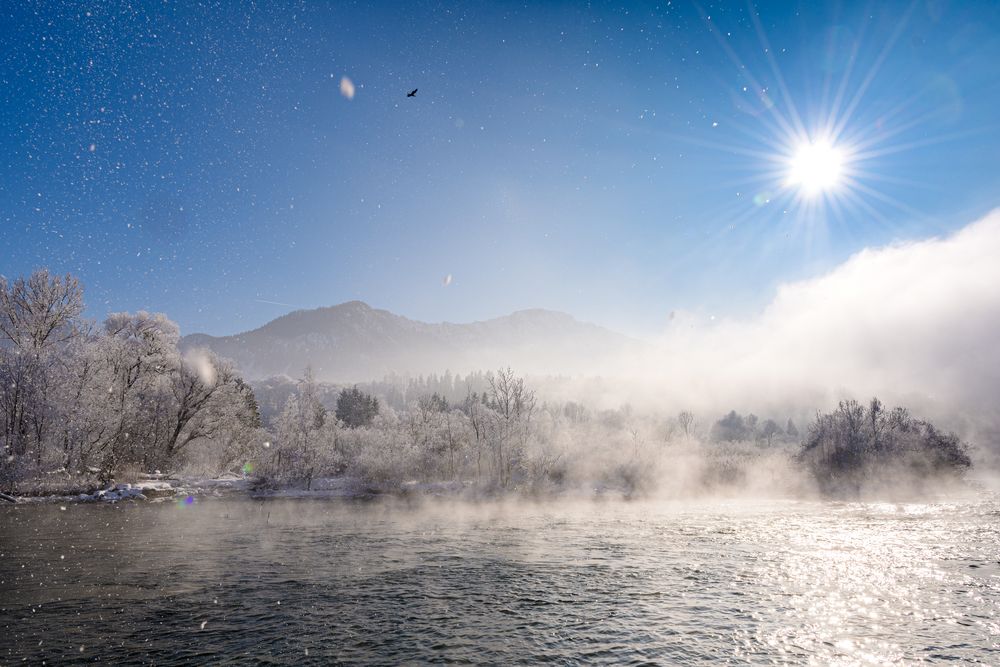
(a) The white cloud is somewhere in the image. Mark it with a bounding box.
[613,210,1000,438]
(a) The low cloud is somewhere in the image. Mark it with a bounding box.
[609,209,1000,447]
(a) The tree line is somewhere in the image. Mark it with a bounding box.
[1,270,973,497]
[258,367,539,490]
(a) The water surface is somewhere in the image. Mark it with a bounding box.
[2,495,998,664]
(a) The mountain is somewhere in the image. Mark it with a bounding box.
[180,301,633,382]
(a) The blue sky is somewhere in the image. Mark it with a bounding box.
[2,0,998,336]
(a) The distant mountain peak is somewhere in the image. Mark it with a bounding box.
[332,300,374,311]
[181,303,629,382]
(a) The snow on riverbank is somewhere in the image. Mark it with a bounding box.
[5,474,642,504]
[5,475,412,503]
[77,483,148,503]
[5,474,253,504]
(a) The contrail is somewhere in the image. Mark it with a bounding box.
[254,298,304,309]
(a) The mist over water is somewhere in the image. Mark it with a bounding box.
[3,495,999,665]
[4,0,1000,661]
[575,211,1000,455]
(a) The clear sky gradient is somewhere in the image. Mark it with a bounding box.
[2,0,999,336]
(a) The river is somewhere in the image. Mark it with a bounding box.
[2,494,998,664]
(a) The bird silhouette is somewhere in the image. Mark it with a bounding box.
[407,88,418,97]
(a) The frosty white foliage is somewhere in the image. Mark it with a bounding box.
[0,271,261,490]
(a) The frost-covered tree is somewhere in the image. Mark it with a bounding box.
[465,390,491,483]
[0,271,262,491]
[406,396,470,480]
[194,377,268,476]
[88,311,178,474]
[799,398,972,494]
[266,370,340,487]
[156,352,247,466]
[677,411,694,438]
[485,367,536,487]
[711,410,748,442]
[0,271,86,487]
[0,270,85,469]
[0,270,83,351]
[760,419,782,446]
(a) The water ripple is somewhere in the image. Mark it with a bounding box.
[1,496,999,664]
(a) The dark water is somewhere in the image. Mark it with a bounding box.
[2,494,999,665]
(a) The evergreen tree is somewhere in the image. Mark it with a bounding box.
[335,386,379,428]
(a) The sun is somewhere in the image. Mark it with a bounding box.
[786,139,845,197]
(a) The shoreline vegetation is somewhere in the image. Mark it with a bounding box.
[0,467,980,506]
[1,270,974,505]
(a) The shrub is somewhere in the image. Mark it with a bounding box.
[799,398,971,495]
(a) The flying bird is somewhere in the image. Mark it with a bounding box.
[407,88,418,97]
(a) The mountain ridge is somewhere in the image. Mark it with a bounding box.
[180,301,632,382]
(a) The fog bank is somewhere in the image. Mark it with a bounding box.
[579,210,1000,456]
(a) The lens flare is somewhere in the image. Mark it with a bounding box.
[339,76,355,100]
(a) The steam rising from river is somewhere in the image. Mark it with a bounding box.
[177,210,1000,497]
[554,209,1000,460]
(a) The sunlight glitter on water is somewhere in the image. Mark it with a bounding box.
[1,496,999,664]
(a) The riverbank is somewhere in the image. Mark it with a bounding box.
[1,474,515,504]
[2,474,251,504]
[4,465,987,505]
[2,473,662,504]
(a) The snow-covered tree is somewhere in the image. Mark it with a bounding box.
[0,271,264,490]
[0,270,85,482]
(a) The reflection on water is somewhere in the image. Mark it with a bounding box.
[1,496,998,664]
